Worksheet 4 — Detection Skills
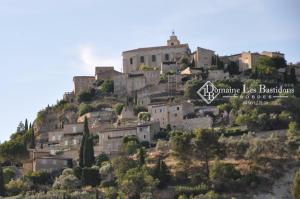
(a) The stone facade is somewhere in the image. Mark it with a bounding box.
[73,76,95,94]
[33,156,72,172]
[148,101,194,129]
[181,116,213,131]
[207,70,229,81]
[193,47,215,69]
[95,66,121,80]
[261,51,284,58]
[160,61,180,74]
[122,33,190,73]
[98,122,160,155]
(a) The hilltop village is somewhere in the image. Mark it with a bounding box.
[1,33,300,199]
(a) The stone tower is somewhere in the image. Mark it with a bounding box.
[167,31,181,46]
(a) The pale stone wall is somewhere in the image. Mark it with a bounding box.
[194,47,215,69]
[148,101,194,129]
[98,122,159,154]
[207,70,229,81]
[33,157,71,172]
[73,76,95,94]
[95,66,121,80]
[123,44,190,73]
[63,123,84,134]
[47,130,64,143]
[136,84,168,106]
[114,73,146,96]
[181,116,213,131]
[161,62,180,74]
[261,51,284,58]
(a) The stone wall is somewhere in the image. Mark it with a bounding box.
[73,76,95,94]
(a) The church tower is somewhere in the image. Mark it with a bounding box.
[167,31,181,46]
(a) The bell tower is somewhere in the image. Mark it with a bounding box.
[167,31,181,46]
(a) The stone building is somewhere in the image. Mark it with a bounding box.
[207,70,229,81]
[23,149,72,172]
[148,101,194,129]
[193,47,215,69]
[261,51,284,58]
[73,76,95,94]
[122,33,191,73]
[95,66,121,80]
[221,51,263,72]
[98,121,160,155]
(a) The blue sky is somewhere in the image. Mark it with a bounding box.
[0,0,299,142]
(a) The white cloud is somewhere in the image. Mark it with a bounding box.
[78,44,122,73]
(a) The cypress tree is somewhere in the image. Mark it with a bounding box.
[138,147,146,166]
[290,68,298,84]
[152,156,170,189]
[80,117,95,167]
[0,166,5,196]
[24,119,28,132]
[29,127,35,149]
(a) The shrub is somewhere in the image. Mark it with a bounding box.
[5,179,30,196]
[77,88,96,102]
[3,167,15,184]
[78,103,94,116]
[209,160,241,192]
[140,141,150,148]
[101,80,114,93]
[81,167,101,187]
[96,153,110,167]
[103,186,118,199]
[113,103,124,115]
[25,171,52,185]
[134,105,148,116]
[52,168,81,190]
[175,184,208,197]
[292,169,300,199]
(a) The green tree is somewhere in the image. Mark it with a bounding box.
[138,148,146,167]
[96,153,109,167]
[292,169,300,199]
[3,167,15,184]
[101,80,114,93]
[24,119,28,132]
[287,121,299,140]
[52,168,81,190]
[152,156,170,189]
[29,127,35,149]
[138,112,151,122]
[184,79,202,99]
[118,168,158,199]
[290,68,298,84]
[16,122,25,133]
[80,117,95,168]
[0,166,5,196]
[194,129,222,181]
[114,103,124,115]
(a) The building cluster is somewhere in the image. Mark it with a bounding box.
[26,33,297,173]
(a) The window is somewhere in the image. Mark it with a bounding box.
[63,161,68,166]
[64,140,68,146]
[177,106,180,110]
[165,54,169,61]
[152,55,156,62]
[174,113,177,117]
[139,127,143,132]
[72,126,77,133]
[73,139,77,145]
[130,58,133,65]
[144,135,146,139]
[160,109,162,113]
[140,56,144,63]
[52,136,56,141]
[171,42,174,46]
